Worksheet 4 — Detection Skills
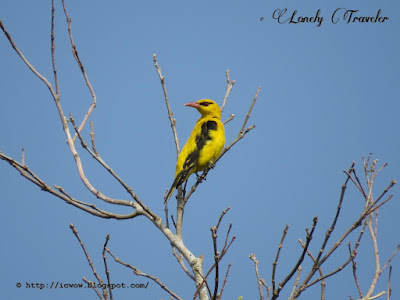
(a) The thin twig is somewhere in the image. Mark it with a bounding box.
[211,228,219,300]
[103,234,113,300]
[273,217,318,300]
[272,224,289,293]
[21,147,25,166]
[381,245,400,274]
[0,151,137,219]
[223,114,235,125]
[316,162,355,264]
[153,53,179,156]
[90,121,98,155]
[349,220,367,299]
[51,0,60,96]
[83,277,103,300]
[194,268,213,300]
[70,223,108,300]
[0,20,56,96]
[69,114,143,208]
[217,264,232,300]
[195,236,236,298]
[288,266,302,300]
[387,266,392,300]
[220,69,235,112]
[172,247,195,281]
[107,248,182,300]
[352,167,367,198]
[212,208,230,300]
[240,86,260,134]
[20,147,28,178]
[250,254,266,300]
[61,0,97,142]
[371,179,397,208]
[298,239,326,299]
[216,207,230,230]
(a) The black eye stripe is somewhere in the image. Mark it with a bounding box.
[200,102,212,106]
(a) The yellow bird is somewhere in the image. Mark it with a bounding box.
[165,99,225,203]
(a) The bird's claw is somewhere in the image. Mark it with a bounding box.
[196,172,206,181]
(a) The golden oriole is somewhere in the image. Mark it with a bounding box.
[165,99,225,203]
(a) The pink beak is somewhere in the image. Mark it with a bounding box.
[185,101,200,108]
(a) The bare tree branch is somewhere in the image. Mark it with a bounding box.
[287,159,397,300]
[195,210,236,300]
[83,277,104,300]
[387,266,392,300]
[153,53,180,156]
[211,207,231,300]
[61,0,97,142]
[249,253,269,300]
[106,248,183,300]
[103,234,113,300]
[315,162,355,264]
[51,0,60,96]
[272,217,318,300]
[272,224,289,294]
[240,86,260,135]
[70,224,108,300]
[220,69,235,112]
[298,239,326,299]
[172,247,195,281]
[90,121,99,155]
[0,19,57,97]
[194,267,213,300]
[217,263,232,300]
[0,151,138,219]
[288,266,302,300]
[223,113,235,125]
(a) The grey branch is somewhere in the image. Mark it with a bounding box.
[153,53,180,156]
[220,69,235,112]
[62,0,97,142]
[249,253,269,300]
[70,224,109,300]
[106,248,183,300]
[103,235,113,300]
[0,151,138,219]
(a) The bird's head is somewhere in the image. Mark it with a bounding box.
[184,99,221,119]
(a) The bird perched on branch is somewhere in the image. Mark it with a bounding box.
[165,99,225,203]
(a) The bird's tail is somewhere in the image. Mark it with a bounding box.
[164,185,175,204]
[164,170,187,204]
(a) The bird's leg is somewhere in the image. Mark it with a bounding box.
[182,180,188,198]
[196,172,206,182]
[208,161,216,169]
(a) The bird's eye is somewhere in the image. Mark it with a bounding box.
[200,102,211,107]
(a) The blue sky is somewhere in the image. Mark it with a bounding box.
[0,0,399,299]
